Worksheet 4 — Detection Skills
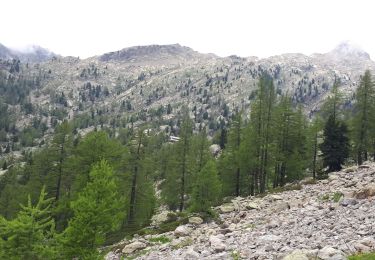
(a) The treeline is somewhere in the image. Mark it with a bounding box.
[0,71,374,259]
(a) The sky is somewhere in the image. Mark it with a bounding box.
[1,0,375,59]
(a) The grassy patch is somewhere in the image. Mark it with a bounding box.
[318,192,343,202]
[270,184,303,193]
[123,249,150,260]
[333,192,343,202]
[231,250,241,260]
[348,252,375,260]
[171,238,193,249]
[303,178,318,185]
[148,235,171,244]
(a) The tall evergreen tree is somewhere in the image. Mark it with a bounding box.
[320,115,350,172]
[61,160,124,259]
[0,187,57,260]
[352,70,375,164]
[190,160,221,213]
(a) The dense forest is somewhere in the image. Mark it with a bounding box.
[0,70,374,259]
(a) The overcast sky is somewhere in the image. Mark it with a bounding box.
[1,0,374,59]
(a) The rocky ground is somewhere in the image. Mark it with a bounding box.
[106,163,375,260]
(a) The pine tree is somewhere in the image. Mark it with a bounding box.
[61,160,124,259]
[125,129,155,230]
[0,186,57,259]
[352,70,375,165]
[307,117,323,179]
[50,121,73,202]
[219,112,243,197]
[320,115,349,172]
[190,160,221,213]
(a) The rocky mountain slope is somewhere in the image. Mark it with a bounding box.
[1,42,374,159]
[106,163,375,260]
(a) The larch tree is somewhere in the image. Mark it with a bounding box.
[352,70,375,164]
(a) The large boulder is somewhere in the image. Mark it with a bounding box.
[219,203,235,213]
[246,202,260,210]
[183,247,200,259]
[122,241,147,254]
[282,250,309,260]
[317,246,345,260]
[150,210,177,226]
[209,235,226,252]
[354,184,375,199]
[174,225,191,237]
[188,216,203,225]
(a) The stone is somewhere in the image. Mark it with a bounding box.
[188,216,203,225]
[174,225,191,237]
[122,241,147,254]
[151,211,177,226]
[105,252,121,260]
[282,250,309,260]
[183,247,200,259]
[354,243,371,253]
[209,235,226,252]
[317,246,345,260]
[343,166,357,173]
[359,237,375,248]
[274,201,290,212]
[219,203,235,213]
[355,184,375,199]
[339,198,358,207]
[259,234,281,242]
[270,194,283,201]
[209,144,221,156]
[246,202,260,210]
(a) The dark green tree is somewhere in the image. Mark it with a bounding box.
[190,160,221,213]
[352,70,375,164]
[320,115,349,172]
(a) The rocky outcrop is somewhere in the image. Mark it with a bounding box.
[106,162,375,260]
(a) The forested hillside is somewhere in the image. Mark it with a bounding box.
[0,43,375,259]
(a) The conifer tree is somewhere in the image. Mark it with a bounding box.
[0,186,57,259]
[352,70,375,164]
[61,160,124,259]
[219,112,243,197]
[320,115,349,172]
[190,160,221,213]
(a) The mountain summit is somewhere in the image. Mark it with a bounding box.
[329,41,370,60]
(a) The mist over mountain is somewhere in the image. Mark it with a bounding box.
[0,43,56,63]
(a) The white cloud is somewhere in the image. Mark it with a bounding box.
[1,0,375,59]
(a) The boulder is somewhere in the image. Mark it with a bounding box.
[274,201,290,212]
[246,202,260,210]
[183,247,200,259]
[188,216,203,225]
[354,184,375,199]
[122,241,147,254]
[317,246,345,260]
[209,144,221,156]
[343,166,357,173]
[339,198,358,207]
[219,203,235,213]
[174,225,191,237]
[151,210,177,226]
[209,235,226,252]
[282,250,309,260]
[270,194,283,201]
